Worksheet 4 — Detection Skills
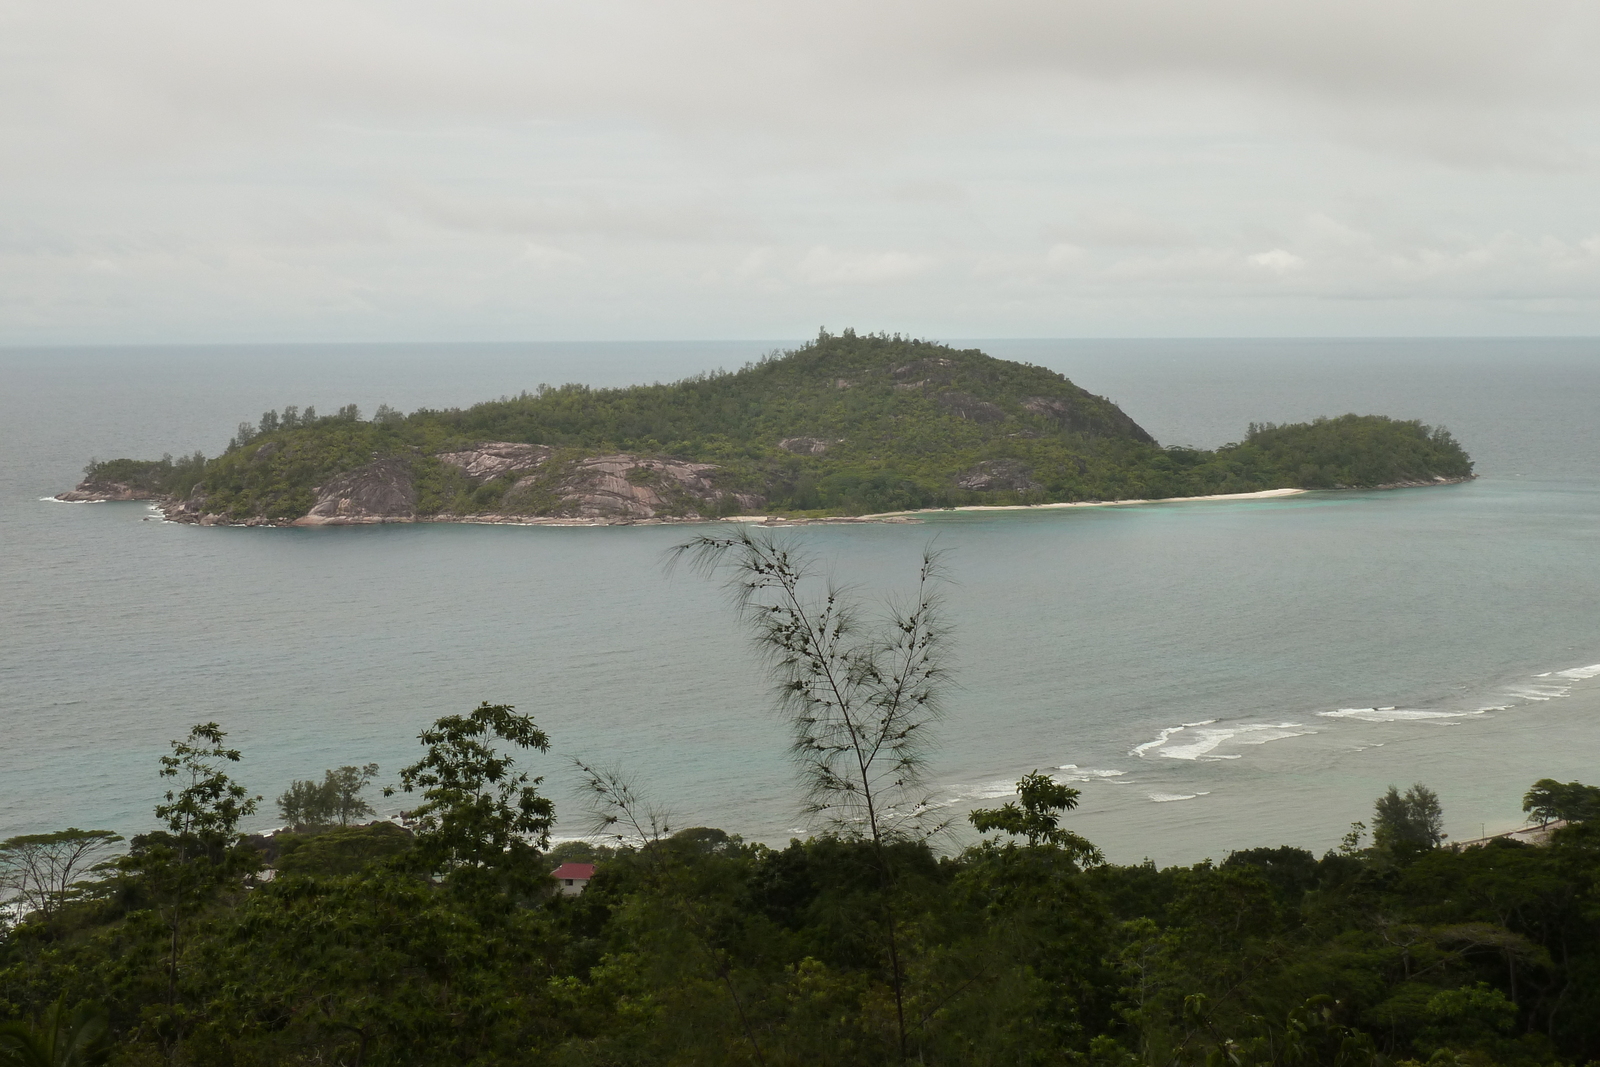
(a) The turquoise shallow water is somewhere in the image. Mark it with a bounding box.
[4,338,1600,863]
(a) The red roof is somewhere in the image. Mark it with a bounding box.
[551,862,595,881]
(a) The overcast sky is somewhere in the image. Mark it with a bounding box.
[5,0,1600,343]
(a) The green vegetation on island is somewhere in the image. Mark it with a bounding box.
[67,332,1474,524]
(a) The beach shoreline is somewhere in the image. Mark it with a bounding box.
[60,478,1477,529]
[866,486,1309,519]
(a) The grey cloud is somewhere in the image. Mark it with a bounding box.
[401,186,759,244]
[7,2,1597,156]
[4,0,1600,340]
[1050,208,1199,249]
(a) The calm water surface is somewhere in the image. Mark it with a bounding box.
[3,338,1599,863]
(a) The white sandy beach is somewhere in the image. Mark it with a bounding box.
[886,486,1306,517]
[723,486,1307,525]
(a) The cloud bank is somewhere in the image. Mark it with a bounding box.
[4,0,1600,341]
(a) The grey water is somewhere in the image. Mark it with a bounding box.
[4,338,1600,864]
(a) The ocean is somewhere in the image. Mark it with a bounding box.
[4,337,1600,864]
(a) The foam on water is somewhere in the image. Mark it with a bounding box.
[1130,720,1216,758]
[1133,721,1315,761]
[947,765,1130,805]
[960,780,1028,802]
[1319,707,1476,723]
[1316,659,1600,727]
[1554,663,1600,680]
[1148,792,1210,803]
[1057,764,1128,783]
[1504,684,1572,701]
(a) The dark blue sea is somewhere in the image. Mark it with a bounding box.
[4,338,1600,863]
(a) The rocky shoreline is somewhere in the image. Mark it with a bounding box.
[58,443,772,527]
[1366,475,1476,490]
[55,468,1473,528]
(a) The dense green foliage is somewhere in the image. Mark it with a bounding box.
[79,454,208,500]
[82,332,1473,521]
[276,765,379,829]
[4,730,1597,1065]
[1234,416,1474,490]
[1523,779,1600,826]
[1372,784,1447,859]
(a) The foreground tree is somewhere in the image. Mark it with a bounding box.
[675,530,950,845]
[116,723,259,1059]
[0,831,122,927]
[277,763,380,827]
[0,999,109,1067]
[675,529,951,1061]
[576,764,775,1065]
[171,706,560,1065]
[969,770,1101,864]
[387,702,554,897]
[1522,778,1600,826]
[1373,782,1445,858]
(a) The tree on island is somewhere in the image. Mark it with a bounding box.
[76,334,1478,525]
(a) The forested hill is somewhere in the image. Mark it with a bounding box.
[63,331,1475,524]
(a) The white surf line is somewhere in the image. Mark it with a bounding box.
[1132,720,1316,761]
[1319,660,1600,726]
[1548,663,1600,680]
[863,488,1307,520]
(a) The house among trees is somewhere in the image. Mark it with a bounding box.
[551,861,594,895]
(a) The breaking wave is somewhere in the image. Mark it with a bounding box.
[1318,707,1477,723]
[1132,720,1315,761]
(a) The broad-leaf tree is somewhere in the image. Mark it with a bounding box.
[0,831,122,926]
[1522,778,1600,826]
[118,722,259,1055]
[277,764,379,827]
[969,770,1101,864]
[388,703,554,894]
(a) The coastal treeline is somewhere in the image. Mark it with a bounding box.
[76,332,1473,521]
[5,736,1597,1065]
[78,453,208,501]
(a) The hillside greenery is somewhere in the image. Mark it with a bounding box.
[79,453,208,499]
[80,332,1474,522]
[1,726,1594,1066]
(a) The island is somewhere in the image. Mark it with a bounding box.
[58,331,1475,525]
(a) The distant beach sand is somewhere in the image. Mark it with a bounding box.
[723,487,1307,526]
[888,486,1307,517]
